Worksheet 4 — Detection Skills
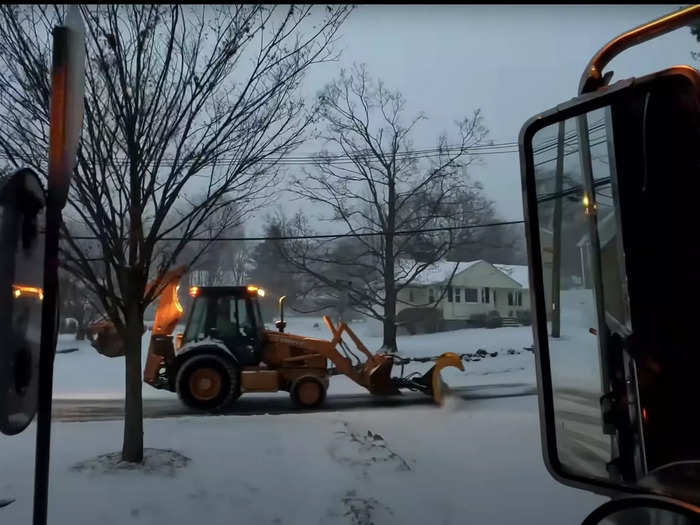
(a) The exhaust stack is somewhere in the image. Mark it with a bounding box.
[275,295,287,333]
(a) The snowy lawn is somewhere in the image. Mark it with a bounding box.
[53,318,537,400]
[1,396,604,525]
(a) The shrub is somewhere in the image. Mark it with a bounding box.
[485,310,502,329]
[396,307,442,334]
[516,310,532,326]
[469,313,487,328]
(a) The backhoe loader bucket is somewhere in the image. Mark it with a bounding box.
[86,319,126,358]
[427,352,464,405]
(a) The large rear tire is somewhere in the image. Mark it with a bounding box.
[176,354,240,412]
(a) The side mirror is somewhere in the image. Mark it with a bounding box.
[0,168,46,435]
[519,67,700,501]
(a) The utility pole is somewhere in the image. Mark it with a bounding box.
[551,121,565,338]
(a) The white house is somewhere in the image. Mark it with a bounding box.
[395,259,530,328]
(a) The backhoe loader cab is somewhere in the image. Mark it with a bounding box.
[179,285,266,365]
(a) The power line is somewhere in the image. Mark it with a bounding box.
[536,177,612,203]
[67,219,525,243]
[0,141,521,169]
[0,118,608,170]
[534,138,608,168]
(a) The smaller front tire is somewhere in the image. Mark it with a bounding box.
[176,354,240,412]
[290,376,327,408]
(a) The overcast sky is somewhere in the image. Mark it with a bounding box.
[248,4,696,235]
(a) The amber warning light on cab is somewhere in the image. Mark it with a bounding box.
[246,285,265,297]
[12,285,44,300]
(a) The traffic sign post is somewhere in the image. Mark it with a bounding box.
[33,6,85,525]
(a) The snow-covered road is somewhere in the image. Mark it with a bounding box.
[50,382,537,421]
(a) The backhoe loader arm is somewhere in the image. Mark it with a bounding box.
[87,265,187,361]
[319,315,465,402]
[264,316,466,404]
[143,266,187,383]
[322,315,374,360]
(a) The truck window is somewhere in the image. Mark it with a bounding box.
[183,297,207,343]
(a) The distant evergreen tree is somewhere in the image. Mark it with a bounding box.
[247,218,302,321]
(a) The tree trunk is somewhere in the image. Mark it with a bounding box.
[122,302,144,463]
[382,169,398,353]
[381,244,398,352]
[382,305,397,352]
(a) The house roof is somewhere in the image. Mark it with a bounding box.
[396,259,482,286]
[397,258,529,290]
[493,264,529,289]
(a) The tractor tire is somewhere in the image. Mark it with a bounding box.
[176,354,240,412]
[290,376,327,409]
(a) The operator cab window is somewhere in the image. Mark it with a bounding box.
[183,296,208,343]
[214,296,255,339]
[215,297,237,339]
[237,298,254,337]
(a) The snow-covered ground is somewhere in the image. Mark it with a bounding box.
[1,396,605,524]
[53,317,537,399]
[0,307,613,524]
[547,289,603,392]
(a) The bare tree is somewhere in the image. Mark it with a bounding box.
[0,4,352,461]
[446,187,526,265]
[58,269,101,339]
[190,222,251,286]
[282,64,488,351]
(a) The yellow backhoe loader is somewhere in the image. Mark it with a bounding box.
[87,267,464,411]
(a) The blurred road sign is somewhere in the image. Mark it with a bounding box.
[0,169,46,435]
[48,5,85,209]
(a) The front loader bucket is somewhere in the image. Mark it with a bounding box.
[366,357,401,395]
[428,352,464,405]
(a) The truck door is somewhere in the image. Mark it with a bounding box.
[213,296,259,366]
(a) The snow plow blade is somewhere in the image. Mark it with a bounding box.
[429,352,464,405]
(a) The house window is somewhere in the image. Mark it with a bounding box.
[464,288,478,303]
[516,291,523,306]
[481,287,490,304]
[429,288,435,303]
[447,286,453,303]
[508,292,514,306]
[455,287,461,303]
[409,289,415,302]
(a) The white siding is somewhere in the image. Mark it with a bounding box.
[397,286,431,313]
